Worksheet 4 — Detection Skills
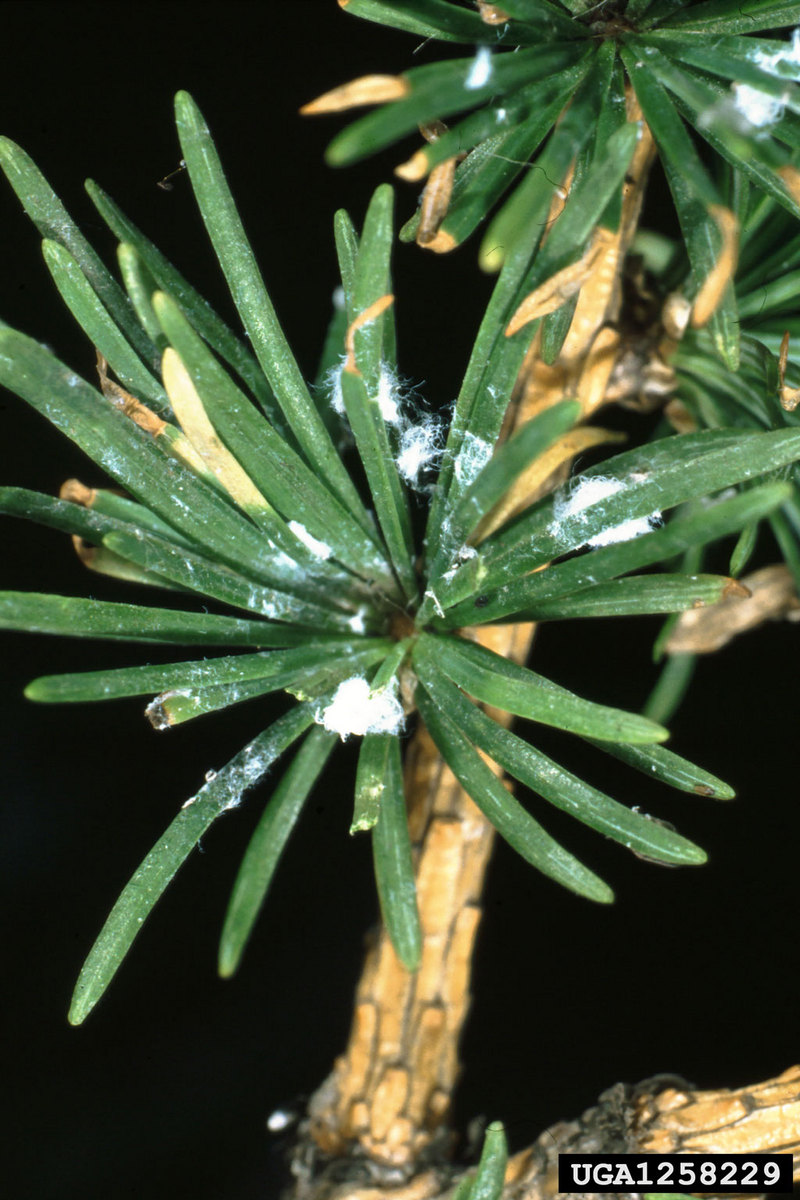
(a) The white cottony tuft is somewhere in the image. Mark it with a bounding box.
[783,26,800,66]
[555,475,626,518]
[552,474,661,548]
[347,607,369,634]
[748,26,800,74]
[586,514,661,548]
[397,419,442,487]
[326,359,346,415]
[288,520,332,560]
[700,31,800,135]
[732,82,787,129]
[316,676,405,740]
[375,363,403,426]
[466,45,493,90]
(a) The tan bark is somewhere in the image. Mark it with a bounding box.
[295,1067,800,1199]
[496,1065,800,1199]
[306,620,535,1172]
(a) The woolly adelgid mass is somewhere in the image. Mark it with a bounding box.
[317,676,405,740]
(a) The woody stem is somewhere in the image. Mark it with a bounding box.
[306,623,536,1171]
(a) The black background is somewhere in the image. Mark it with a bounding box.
[1,4,797,1197]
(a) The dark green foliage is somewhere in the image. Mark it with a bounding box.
[323,0,800,286]
[2,48,798,1019]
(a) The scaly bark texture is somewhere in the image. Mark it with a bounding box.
[294,1067,800,1200]
[306,621,534,1172]
[287,100,799,1198]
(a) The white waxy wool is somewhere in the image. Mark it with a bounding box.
[347,607,368,635]
[733,82,787,129]
[748,27,800,73]
[397,419,442,486]
[466,45,493,90]
[317,676,405,740]
[375,363,403,426]
[552,475,661,548]
[326,359,346,415]
[586,513,660,548]
[288,520,333,560]
[555,474,625,519]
